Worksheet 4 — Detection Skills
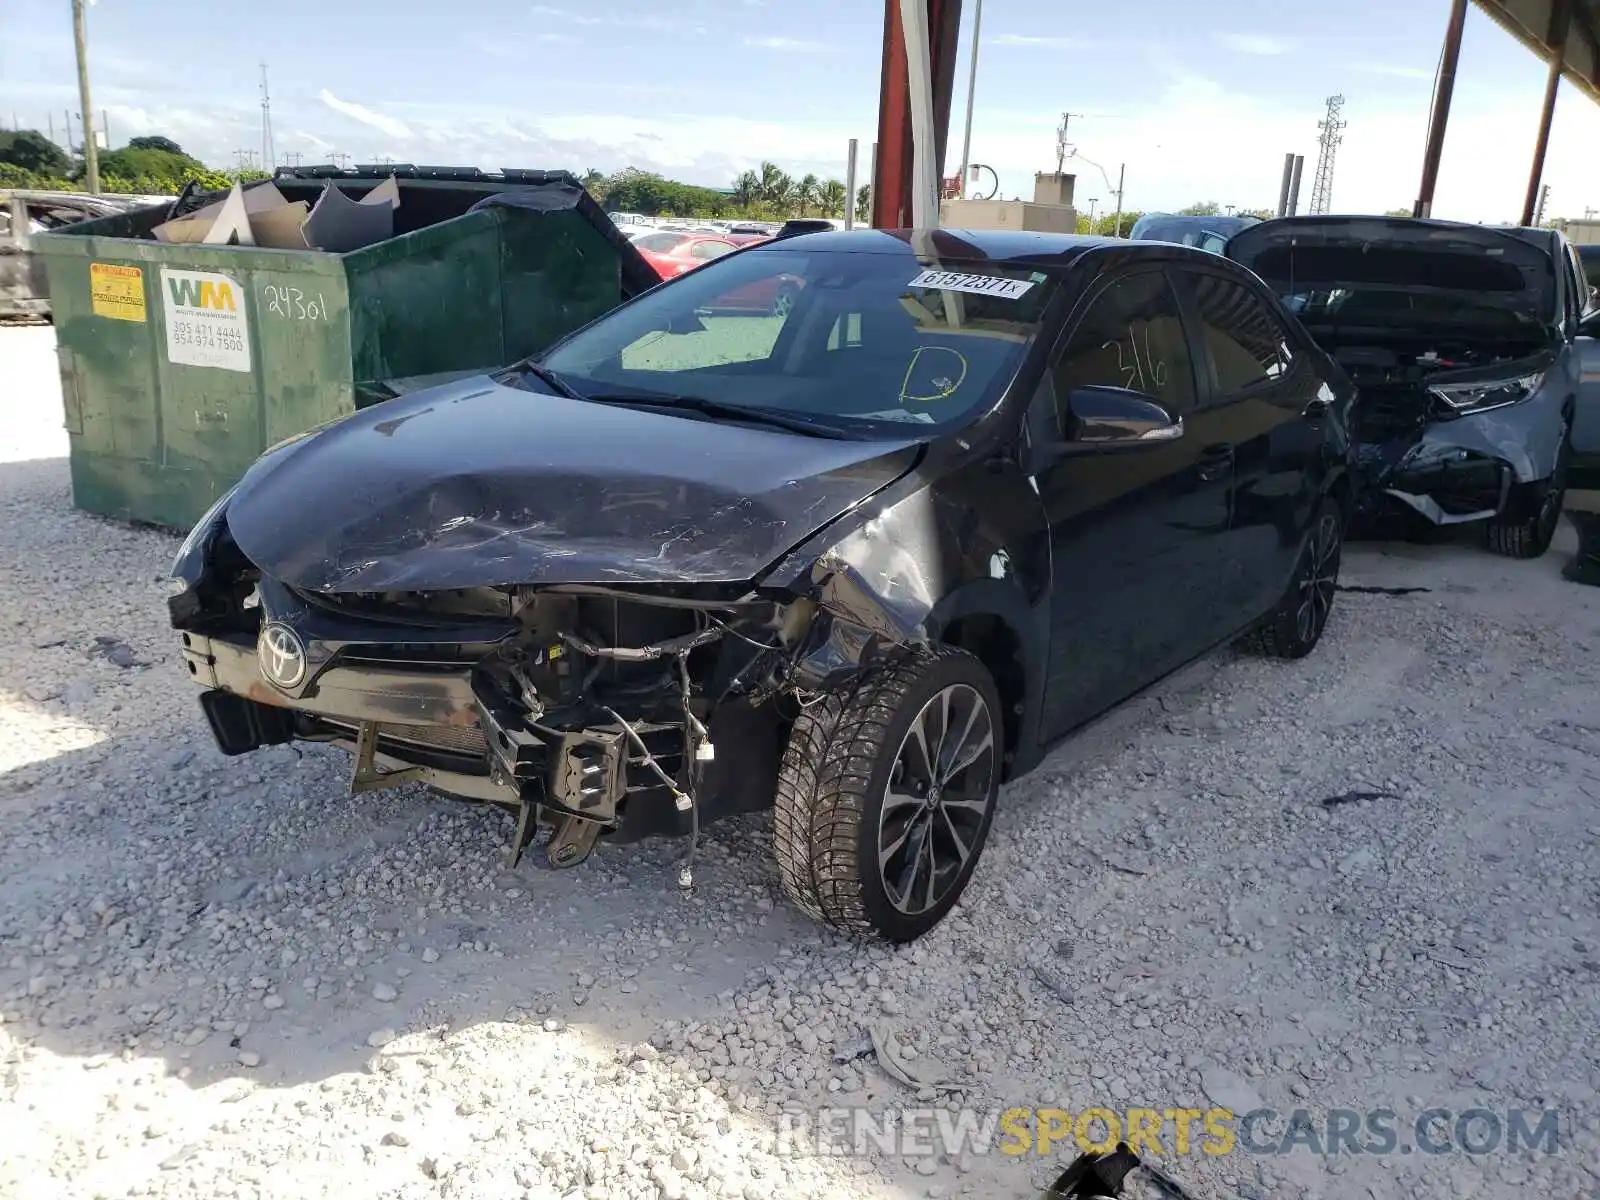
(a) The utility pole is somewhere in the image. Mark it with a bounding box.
[1086,197,1098,223]
[1111,162,1126,235]
[844,138,859,230]
[282,150,303,167]
[1055,112,1082,174]
[1308,94,1346,215]
[71,0,100,193]
[232,148,259,172]
[1534,183,1551,225]
[260,64,276,172]
[956,0,982,198]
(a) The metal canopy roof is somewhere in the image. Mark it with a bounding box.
[1475,0,1600,104]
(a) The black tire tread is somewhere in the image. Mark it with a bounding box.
[772,645,973,937]
[1485,506,1556,559]
[1242,501,1341,661]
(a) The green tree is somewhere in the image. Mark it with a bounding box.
[855,182,872,224]
[1093,210,1142,237]
[732,169,760,208]
[1178,201,1221,216]
[819,179,847,218]
[127,135,184,155]
[795,173,820,215]
[757,161,789,206]
[1240,208,1274,221]
[1384,207,1413,218]
[0,129,71,176]
[579,168,606,200]
[95,145,207,185]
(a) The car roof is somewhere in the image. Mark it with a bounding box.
[744,227,1217,273]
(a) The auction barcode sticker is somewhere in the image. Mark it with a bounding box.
[908,269,1036,300]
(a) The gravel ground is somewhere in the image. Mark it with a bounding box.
[2,323,1599,1200]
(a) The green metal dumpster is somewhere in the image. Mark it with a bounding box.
[33,167,657,530]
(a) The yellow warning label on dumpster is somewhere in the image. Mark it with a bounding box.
[90,263,146,322]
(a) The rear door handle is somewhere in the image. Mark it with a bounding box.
[1197,443,1233,482]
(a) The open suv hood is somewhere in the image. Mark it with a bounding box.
[1225,216,1557,333]
[222,375,923,593]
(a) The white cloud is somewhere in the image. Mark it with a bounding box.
[317,90,413,140]
[742,36,832,52]
[1217,33,1298,56]
[989,34,1088,49]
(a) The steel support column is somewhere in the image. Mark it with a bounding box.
[1521,1,1572,225]
[1415,0,1469,219]
[872,0,963,229]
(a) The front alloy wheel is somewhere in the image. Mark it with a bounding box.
[878,683,995,916]
[773,646,1002,941]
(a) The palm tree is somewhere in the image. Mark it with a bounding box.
[757,161,788,207]
[796,174,821,216]
[855,183,873,225]
[580,168,607,200]
[732,169,760,209]
[820,179,847,218]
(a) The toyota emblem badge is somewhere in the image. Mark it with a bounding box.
[257,622,307,691]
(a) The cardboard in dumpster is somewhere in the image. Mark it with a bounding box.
[300,177,400,252]
[150,176,401,252]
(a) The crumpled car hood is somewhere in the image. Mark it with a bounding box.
[223,376,924,593]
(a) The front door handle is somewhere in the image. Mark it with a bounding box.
[1302,397,1331,419]
[1197,443,1233,482]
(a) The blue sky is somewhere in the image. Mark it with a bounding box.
[4,0,1599,221]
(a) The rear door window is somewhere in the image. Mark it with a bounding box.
[1182,272,1296,394]
[1051,269,1197,432]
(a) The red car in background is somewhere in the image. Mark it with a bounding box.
[634,231,801,315]
[633,232,741,280]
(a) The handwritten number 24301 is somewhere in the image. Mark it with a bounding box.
[263,285,327,322]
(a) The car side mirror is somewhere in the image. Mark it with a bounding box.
[1062,385,1184,448]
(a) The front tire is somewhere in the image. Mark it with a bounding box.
[772,646,1002,942]
[1244,501,1342,660]
[1485,415,1570,560]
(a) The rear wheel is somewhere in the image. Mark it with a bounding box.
[772,646,1002,942]
[1485,417,1570,559]
[1244,501,1342,659]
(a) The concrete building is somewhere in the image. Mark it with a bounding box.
[939,172,1078,233]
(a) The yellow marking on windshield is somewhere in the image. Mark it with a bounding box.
[900,346,969,403]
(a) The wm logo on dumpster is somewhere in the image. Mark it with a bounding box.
[166,276,236,312]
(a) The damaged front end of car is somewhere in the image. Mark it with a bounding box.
[1341,349,1566,526]
[168,493,932,882]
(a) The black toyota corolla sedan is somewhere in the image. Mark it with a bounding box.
[170,228,1355,942]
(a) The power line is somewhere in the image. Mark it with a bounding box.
[1308,94,1346,215]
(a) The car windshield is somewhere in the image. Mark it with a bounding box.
[634,231,690,253]
[536,246,1057,434]
[1131,214,1257,245]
